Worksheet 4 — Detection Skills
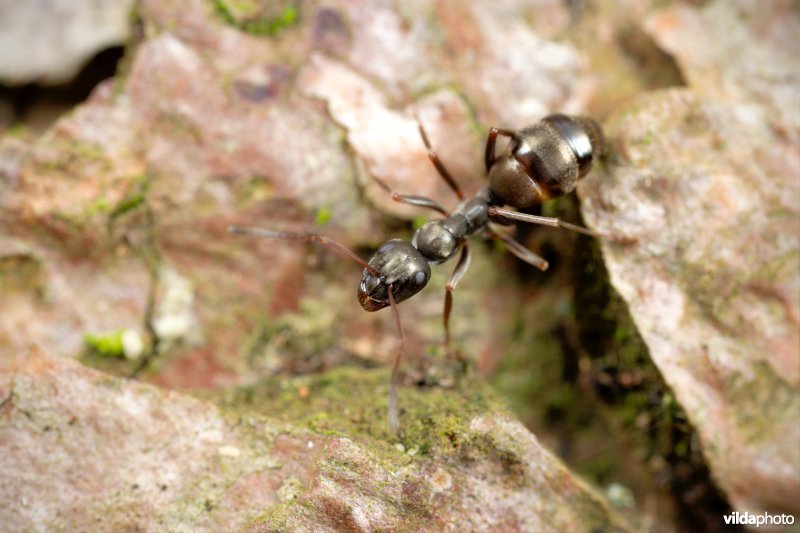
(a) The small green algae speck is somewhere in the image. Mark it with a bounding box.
[84,330,126,358]
[314,207,332,227]
[213,1,298,36]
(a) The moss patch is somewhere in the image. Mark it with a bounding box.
[84,330,126,358]
[213,365,509,458]
[109,174,150,221]
[213,0,299,36]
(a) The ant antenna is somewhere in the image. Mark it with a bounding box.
[228,226,380,276]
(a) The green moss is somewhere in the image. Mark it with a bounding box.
[69,139,106,161]
[225,364,576,530]
[213,365,509,459]
[84,330,126,358]
[252,498,293,531]
[89,197,111,215]
[213,0,299,36]
[110,174,150,220]
[235,176,276,205]
[6,123,27,137]
[313,207,332,227]
[30,138,108,179]
[86,171,148,225]
[412,214,428,231]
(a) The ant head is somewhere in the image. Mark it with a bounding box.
[358,239,431,311]
[488,115,604,209]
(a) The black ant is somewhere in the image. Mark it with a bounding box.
[230,113,606,433]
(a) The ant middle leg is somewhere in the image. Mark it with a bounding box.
[486,227,550,271]
[443,242,471,359]
[416,117,464,200]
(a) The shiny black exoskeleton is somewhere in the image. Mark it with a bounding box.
[231,112,605,434]
[358,190,492,311]
[356,113,604,312]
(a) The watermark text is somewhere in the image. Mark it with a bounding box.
[724,511,795,528]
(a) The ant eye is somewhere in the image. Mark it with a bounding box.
[414,271,427,285]
[364,276,380,292]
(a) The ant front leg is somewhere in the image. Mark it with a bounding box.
[484,127,517,172]
[443,242,471,359]
[416,117,464,200]
[387,284,406,435]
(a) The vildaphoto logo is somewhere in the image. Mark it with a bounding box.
[723,511,795,527]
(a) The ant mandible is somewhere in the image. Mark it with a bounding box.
[230,113,605,434]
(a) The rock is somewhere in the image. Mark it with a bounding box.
[298,55,485,219]
[0,0,675,528]
[0,0,589,387]
[579,0,800,515]
[0,0,136,85]
[0,353,630,531]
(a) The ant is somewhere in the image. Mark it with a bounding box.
[230,113,606,434]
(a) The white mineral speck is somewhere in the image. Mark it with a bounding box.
[218,446,241,458]
[121,328,144,360]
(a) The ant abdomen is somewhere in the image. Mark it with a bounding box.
[488,114,605,209]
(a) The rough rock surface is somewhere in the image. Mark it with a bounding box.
[3,0,797,528]
[0,0,136,84]
[0,354,629,531]
[0,0,588,387]
[580,0,800,515]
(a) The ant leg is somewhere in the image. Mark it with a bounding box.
[416,118,464,200]
[387,284,405,435]
[371,175,449,216]
[487,227,549,271]
[488,207,599,237]
[443,242,471,355]
[485,127,517,171]
[228,226,380,276]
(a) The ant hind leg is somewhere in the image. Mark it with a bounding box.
[486,227,549,271]
[488,207,600,237]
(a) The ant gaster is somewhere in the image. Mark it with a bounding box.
[231,113,605,434]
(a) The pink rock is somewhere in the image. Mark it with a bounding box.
[580,0,800,511]
[0,354,630,531]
